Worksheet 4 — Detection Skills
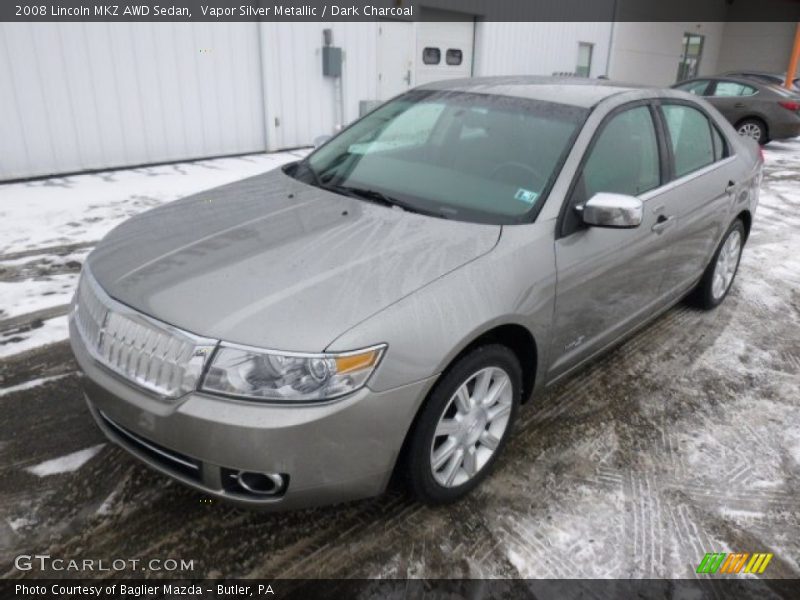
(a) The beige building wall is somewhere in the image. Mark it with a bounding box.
[607,22,726,86]
[716,22,799,76]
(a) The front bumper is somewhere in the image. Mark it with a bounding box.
[70,318,435,510]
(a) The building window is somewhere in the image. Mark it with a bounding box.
[446,49,463,66]
[576,42,593,77]
[422,47,441,65]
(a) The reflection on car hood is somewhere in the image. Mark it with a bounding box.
[88,168,501,351]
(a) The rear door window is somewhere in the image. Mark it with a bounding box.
[712,81,758,97]
[661,104,715,178]
[710,124,727,161]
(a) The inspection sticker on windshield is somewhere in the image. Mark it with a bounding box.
[514,188,539,205]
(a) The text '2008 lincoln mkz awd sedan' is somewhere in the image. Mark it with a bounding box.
[70,77,762,509]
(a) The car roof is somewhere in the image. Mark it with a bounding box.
[417,76,648,108]
[721,71,800,86]
[723,70,795,80]
[678,75,763,85]
[676,75,799,96]
[724,70,780,77]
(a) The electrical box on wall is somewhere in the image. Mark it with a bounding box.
[322,46,342,77]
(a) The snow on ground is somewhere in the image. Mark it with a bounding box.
[0,151,307,256]
[0,316,69,359]
[24,444,105,477]
[0,150,306,357]
[0,373,71,397]
[7,516,37,534]
[0,273,78,319]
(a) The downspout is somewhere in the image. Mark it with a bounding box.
[255,20,272,151]
[338,54,346,131]
[605,0,618,78]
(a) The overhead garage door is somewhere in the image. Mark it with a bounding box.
[0,23,266,181]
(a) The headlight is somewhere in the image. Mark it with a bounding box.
[199,343,386,402]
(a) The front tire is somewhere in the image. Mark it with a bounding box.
[692,219,745,310]
[405,344,521,505]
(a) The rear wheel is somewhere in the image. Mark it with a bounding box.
[691,219,745,310]
[405,345,521,504]
[736,118,768,145]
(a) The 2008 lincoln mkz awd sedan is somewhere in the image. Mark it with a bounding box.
[70,77,762,509]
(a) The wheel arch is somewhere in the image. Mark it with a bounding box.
[736,209,752,241]
[388,321,538,488]
[442,323,538,405]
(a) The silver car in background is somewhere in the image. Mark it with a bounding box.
[69,77,762,509]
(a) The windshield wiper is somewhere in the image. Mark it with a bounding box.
[333,186,397,208]
[325,185,448,219]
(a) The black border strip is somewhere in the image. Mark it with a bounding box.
[4,578,800,599]
[2,0,800,23]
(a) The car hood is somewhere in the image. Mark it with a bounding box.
[88,168,501,351]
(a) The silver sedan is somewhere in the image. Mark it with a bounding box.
[69,76,762,509]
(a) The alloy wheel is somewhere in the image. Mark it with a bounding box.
[711,229,742,300]
[738,122,762,141]
[429,366,513,488]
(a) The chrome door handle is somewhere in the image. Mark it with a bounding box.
[651,214,675,233]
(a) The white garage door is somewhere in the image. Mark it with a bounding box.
[415,19,474,86]
[0,23,265,181]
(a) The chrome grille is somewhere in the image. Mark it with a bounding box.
[73,268,217,399]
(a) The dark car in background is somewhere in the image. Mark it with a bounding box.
[722,70,800,93]
[673,76,800,144]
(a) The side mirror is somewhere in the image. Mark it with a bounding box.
[578,192,643,229]
[313,134,332,148]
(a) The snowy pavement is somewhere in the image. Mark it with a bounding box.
[0,141,799,585]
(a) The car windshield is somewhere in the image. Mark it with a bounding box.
[290,90,588,224]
